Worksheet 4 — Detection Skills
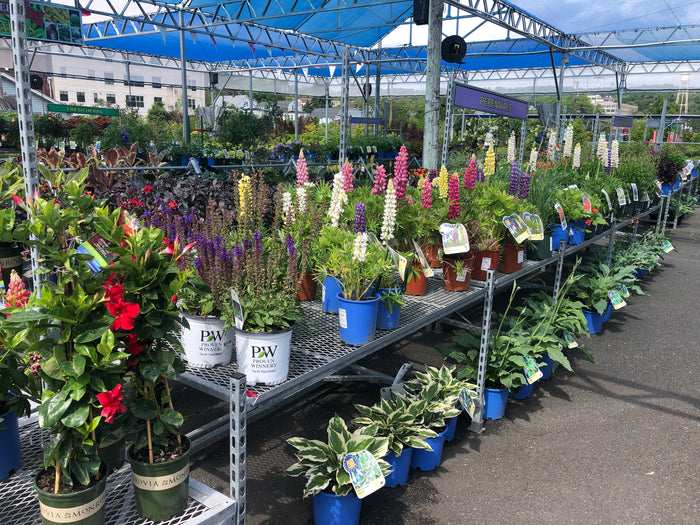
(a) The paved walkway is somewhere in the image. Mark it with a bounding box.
[182,208,699,524]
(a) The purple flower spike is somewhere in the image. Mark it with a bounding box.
[518,172,531,200]
[354,202,366,233]
[508,161,520,196]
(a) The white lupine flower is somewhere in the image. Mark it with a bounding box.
[296,186,307,216]
[573,144,581,169]
[528,148,538,172]
[352,232,369,262]
[282,191,294,225]
[596,133,608,163]
[563,125,574,158]
[507,133,516,163]
[547,130,556,161]
[380,179,397,243]
[328,172,347,228]
[611,140,619,168]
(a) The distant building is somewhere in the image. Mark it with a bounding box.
[587,94,638,115]
[1,72,60,114]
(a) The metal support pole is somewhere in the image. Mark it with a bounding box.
[230,374,247,525]
[422,0,443,171]
[591,114,600,156]
[294,68,299,140]
[517,118,527,172]
[10,0,42,296]
[324,80,329,145]
[554,54,568,158]
[672,185,683,229]
[606,214,617,268]
[461,109,466,138]
[179,10,190,144]
[661,193,671,235]
[374,53,381,137]
[551,239,567,305]
[655,195,666,233]
[364,66,370,137]
[441,74,456,167]
[655,99,668,149]
[469,269,495,434]
[339,46,350,166]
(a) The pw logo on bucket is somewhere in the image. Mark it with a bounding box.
[252,345,278,358]
[201,330,227,342]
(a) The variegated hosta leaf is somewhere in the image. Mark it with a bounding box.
[303,473,331,498]
[295,445,331,463]
[404,436,433,451]
[353,416,373,427]
[327,416,351,455]
[355,423,378,437]
[346,435,376,453]
[365,436,389,459]
[286,461,309,477]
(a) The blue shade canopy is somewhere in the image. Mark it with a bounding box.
[78,0,700,84]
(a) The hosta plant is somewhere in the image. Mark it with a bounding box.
[403,374,463,431]
[286,415,390,498]
[353,396,437,456]
[570,262,642,314]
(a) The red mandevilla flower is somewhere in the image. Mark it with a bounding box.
[125,334,144,356]
[95,384,127,424]
[106,300,140,331]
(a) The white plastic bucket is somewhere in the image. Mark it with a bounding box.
[234,326,293,386]
[180,313,234,368]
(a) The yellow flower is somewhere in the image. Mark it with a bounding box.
[438,165,450,199]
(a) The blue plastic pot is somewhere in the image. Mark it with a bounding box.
[383,448,413,488]
[337,294,380,346]
[692,168,698,178]
[322,276,342,314]
[313,491,362,525]
[661,183,673,195]
[582,306,608,335]
[376,287,402,330]
[444,415,458,442]
[483,387,509,420]
[674,180,680,190]
[0,410,22,479]
[510,381,534,400]
[569,220,586,245]
[634,268,649,279]
[602,301,613,323]
[551,225,568,250]
[540,353,554,380]
[410,426,448,471]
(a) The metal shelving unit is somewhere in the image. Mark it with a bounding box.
[0,419,236,525]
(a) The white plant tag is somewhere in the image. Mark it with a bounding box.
[229,289,244,330]
[601,189,613,211]
[517,250,524,263]
[481,257,492,271]
[343,451,385,499]
[338,308,348,329]
[631,183,639,201]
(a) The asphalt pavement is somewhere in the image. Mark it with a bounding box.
[174,205,699,525]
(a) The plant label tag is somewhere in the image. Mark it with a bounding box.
[568,184,579,190]
[616,188,627,206]
[625,189,632,206]
[582,194,592,212]
[503,214,530,244]
[459,387,476,418]
[517,250,524,264]
[661,239,675,253]
[608,290,626,310]
[367,232,381,246]
[562,330,578,349]
[229,289,245,330]
[373,146,378,153]
[439,223,470,255]
[223,150,230,159]
[412,240,434,278]
[338,308,348,329]
[601,189,613,211]
[618,284,630,298]
[321,284,326,302]
[522,213,544,241]
[523,355,542,384]
[76,232,118,275]
[683,159,693,179]
[480,257,492,271]
[398,255,408,282]
[343,451,385,499]
[631,183,639,202]
[554,203,567,230]
[644,191,651,208]
[456,269,467,282]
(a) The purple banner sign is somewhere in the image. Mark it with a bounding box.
[454,84,528,119]
[613,116,634,128]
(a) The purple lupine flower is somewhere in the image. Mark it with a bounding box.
[518,172,531,199]
[476,167,485,183]
[508,162,520,196]
[605,147,612,173]
[354,202,366,233]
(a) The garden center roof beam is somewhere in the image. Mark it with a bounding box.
[441,0,627,73]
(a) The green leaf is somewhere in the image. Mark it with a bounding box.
[73,320,113,343]
[38,394,72,428]
[160,408,184,428]
[129,398,158,420]
[41,355,64,381]
[140,362,161,383]
[72,460,90,486]
[303,473,331,498]
[61,404,89,428]
[4,307,50,323]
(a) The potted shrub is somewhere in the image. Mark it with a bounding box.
[654,146,685,194]
[551,188,607,245]
[353,396,436,487]
[286,415,391,525]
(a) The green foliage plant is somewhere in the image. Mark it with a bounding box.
[286,415,391,498]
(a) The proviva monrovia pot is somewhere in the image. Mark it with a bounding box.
[35,467,107,525]
[382,448,413,488]
[127,436,191,522]
[321,275,342,313]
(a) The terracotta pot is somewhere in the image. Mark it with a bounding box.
[296,272,318,301]
[423,244,442,268]
[442,254,473,291]
[471,249,501,281]
[405,262,428,296]
[498,244,525,274]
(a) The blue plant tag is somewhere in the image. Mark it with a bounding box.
[343,450,385,499]
[618,284,630,298]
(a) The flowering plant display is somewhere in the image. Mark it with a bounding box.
[334,229,392,301]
